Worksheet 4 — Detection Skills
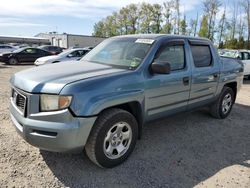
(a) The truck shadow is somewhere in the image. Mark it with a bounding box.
[41,103,250,188]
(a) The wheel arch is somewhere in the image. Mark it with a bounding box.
[224,82,237,102]
[98,101,144,139]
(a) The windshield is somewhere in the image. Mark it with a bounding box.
[81,38,153,69]
[58,50,72,57]
[220,51,238,58]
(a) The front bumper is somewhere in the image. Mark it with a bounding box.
[10,98,97,153]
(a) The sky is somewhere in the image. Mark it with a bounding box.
[0,0,238,37]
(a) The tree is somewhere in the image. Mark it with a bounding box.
[162,1,174,34]
[199,15,209,37]
[202,0,222,40]
[93,20,106,37]
[188,12,198,36]
[180,16,187,35]
[218,7,226,45]
[172,0,181,34]
[230,2,238,40]
[127,4,139,34]
[119,7,129,35]
[139,3,153,33]
[151,4,163,33]
[241,0,250,49]
[92,1,249,49]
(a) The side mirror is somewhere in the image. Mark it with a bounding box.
[151,61,171,74]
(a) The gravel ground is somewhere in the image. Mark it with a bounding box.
[0,63,249,188]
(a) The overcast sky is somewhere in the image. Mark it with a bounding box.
[0,0,237,37]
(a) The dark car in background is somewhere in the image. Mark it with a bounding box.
[0,47,53,65]
[0,45,17,53]
[38,45,63,55]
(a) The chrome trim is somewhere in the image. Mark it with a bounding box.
[10,114,23,132]
[11,87,27,116]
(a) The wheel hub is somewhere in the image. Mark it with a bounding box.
[103,122,132,159]
[111,134,123,146]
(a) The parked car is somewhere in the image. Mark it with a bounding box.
[38,45,63,55]
[0,45,17,53]
[236,50,250,79]
[34,48,91,66]
[0,47,53,64]
[10,35,243,168]
[220,49,250,79]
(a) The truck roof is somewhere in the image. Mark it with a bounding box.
[112,34,211,42]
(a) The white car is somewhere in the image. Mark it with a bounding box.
[220,49,250,79]
[0,45,17,53]
[236,50,250,79]
[34,48,91,66]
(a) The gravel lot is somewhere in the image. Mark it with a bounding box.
[0,63,249,188]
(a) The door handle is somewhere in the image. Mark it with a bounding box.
[183,77,189,86]
[213,73,218,78]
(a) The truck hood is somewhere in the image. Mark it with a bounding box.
[10,61,127,94]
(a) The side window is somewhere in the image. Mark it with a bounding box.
[24,48,36,54]
[242,52,250,60]
[69,51,81,57]
[155,45,185,71]
[191,45,212,67]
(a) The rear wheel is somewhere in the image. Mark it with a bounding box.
[8,58,19,65]
[85,108,138,168]
[210,87,235,119]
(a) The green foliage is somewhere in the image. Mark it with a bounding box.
[199,15,209,37]
[180,18,187,35]
[92,1,249,50]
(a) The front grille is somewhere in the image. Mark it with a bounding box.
[12,88,27,115]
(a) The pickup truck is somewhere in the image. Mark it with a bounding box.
[10,35,244,168]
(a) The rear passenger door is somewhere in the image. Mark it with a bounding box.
[145,39,191,120]
[188,40,219,108]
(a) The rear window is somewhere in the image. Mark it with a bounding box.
[191,45,212,67]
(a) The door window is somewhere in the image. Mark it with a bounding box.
[23,48,37,54]
[191,45,212,67]
[154,45,185,71]
[242,52,250,60]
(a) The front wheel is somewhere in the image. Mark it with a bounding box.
[8,58,19,65]
[210,87,235,119]
[85,108,138,168]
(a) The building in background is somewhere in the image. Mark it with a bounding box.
[35,32,106,48]
[0,35,50,46]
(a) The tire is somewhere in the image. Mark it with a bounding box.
[210,87,235,119]
[85,108,138,168]
[8,58,19,65]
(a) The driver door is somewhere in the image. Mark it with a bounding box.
[145,39,191,121]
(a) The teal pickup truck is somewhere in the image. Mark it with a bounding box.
[10,35,244,168]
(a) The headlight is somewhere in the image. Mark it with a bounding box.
[40,94,72,111]
[0,54,3,56]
